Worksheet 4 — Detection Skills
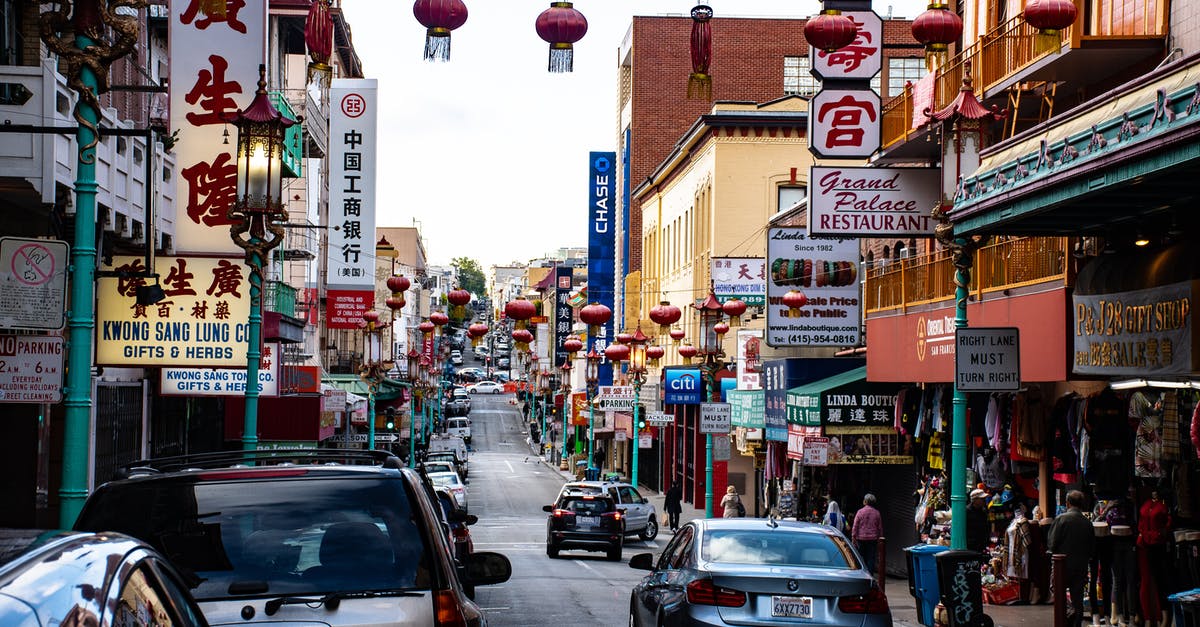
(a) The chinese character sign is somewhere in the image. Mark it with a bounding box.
[170,0,267,253]
[325,80,379,328]
[809,88,881,158]
[96,256,252,367]
[711,257,766,306]
[810,11,882,80]
[555,266,574,367]
[588,152,617,386]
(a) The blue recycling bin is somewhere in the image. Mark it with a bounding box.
[905,544,950,626]
[585,466,601,481]
[1169,589,1200,627]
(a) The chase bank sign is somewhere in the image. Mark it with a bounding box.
[664,369,703,405]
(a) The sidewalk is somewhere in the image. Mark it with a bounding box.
[531,441,1054,627]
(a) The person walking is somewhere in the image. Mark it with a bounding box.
[851,493,883,574]
[1049,490,1096,627]
[720,485,742,518]
[664,483,683,532]
[822,500,847,534]
[966,488,992,552]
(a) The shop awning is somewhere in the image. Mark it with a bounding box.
[322,374,409,402]
[786,367,867,427]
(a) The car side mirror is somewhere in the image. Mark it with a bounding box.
[629,552,655,571]
[465,514,479,526]
[543,505,554,513]
[463,551,512,586]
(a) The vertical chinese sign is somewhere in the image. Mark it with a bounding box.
[554,266,575,368]
[325,80,379,328]
[170,0,268,253]
[588,152,617,386]
[807,10,882,160]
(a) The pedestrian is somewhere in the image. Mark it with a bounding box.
[822,500,847,533]
[664,483,683,532]
[720,485,743,518]
[1048,490,1096,627]
[851,493,883,574]
[966,488,991,552]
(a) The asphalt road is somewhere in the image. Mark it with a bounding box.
[462,391,659,627]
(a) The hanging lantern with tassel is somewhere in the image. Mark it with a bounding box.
[579,301,612,335]
[783,290,809,317]
[678,342,698,365]
[688,5,713,100]
[505,296,537,329]
[448,287,471,321]
[722,297,747,325]
[911,2,963,71]
[413,0,468,62]
[535,2,588,73]
[669,328,686,344]
[804,5,857,53]
[649,301,682,336]
[646,344,665,366]
[1023,0,1077,56]
[304,0,333,86]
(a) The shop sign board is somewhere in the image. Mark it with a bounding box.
[645,411,674,426]
[955,327,1021,391]
[639,434,653,449]
[808,87,880,158]
[1073,281,1192,376]
[765,229,861,348]
[736,329,764,390]
[597,385,635,411]
[810,11,882,80]
[762,360,790,442]
[699,402,731,434]
[322,388,348,411]
[97,256,252,367]
[0,238,68,330]
[808,166,939,238]
[822,382,900,434]
[615,430,628,442]
[803,437,830,466]
[728,389,764,428]
[587,152,618,386]
[554,266,574,366]
[325,80,378,329]
[711,258,767,305]
[664,368,704,405]
[0,336,64,403]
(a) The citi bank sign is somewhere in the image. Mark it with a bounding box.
[664,369,703,405]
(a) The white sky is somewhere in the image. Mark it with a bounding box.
[338,1,928,269]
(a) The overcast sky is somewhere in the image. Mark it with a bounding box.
[338,1,927,269]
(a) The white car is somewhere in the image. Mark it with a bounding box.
[446,417,471,444]
[468,381,504,394]
[428,471,468,510]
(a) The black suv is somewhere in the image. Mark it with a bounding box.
[543,493,625,561]
[74,449,510,626]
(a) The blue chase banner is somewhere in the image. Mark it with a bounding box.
[664,368,704,405]
[588,151,617,386]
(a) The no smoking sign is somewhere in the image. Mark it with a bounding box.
[0,237,68,330]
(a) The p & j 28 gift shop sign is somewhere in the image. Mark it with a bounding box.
[1073,281,1193,376]
[97,256,252,367]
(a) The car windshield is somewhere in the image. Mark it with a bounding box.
[701,529,858,569]
[428,473,460,487]
[424,462,455,474]
[75,476,434,599]
[561,498,611,515]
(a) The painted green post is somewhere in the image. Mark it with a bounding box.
[60,34,101,528]
[949,240,973,551]
[705,433,714,518]
[632,380,641,487]
[587,396,595,469]
[241,248,263,452]
[409,394,417,467]
[366,386,375,451]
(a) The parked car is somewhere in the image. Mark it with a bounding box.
[468,381,504,394]
[628,519,890,627]
[426,449,468,478]
[0,529,209,626]
[543,493,624,561]
[432,486,476,564]
[450,351,464,366]
[446,397,471,417]
[428,470,469,511]
[423,460,459,476]
[428,434,469,466]
[73,449,509,627]
[497,357,510,368]
[446,416,472,443]
[559,480,659,540]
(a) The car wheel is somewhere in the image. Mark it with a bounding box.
[639,516,659,541]
[607,545,622,561]
[547,544,559,559]
[629,599,640,627]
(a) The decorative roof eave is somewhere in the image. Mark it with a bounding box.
[928,64,1005,124]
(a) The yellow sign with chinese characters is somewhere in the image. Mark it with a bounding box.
[97,256,253,367]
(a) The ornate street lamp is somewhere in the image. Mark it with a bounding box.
[359,311,394,451]
[585,348,600,470]
[628,327,649,487]
[560,359,573,464]
[406,347,421,467]
[227,65,299,454]
[694,288,727,517]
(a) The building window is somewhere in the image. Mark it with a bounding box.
[0,0,20,66]
[778,186,806,213]
[887,57,927,98]
[784,56,820,96]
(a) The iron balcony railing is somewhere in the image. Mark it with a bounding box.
[865,236,1069,313]
[264,280,298,317]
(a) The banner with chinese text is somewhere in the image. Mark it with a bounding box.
[554,266,574,367]
[711,257,766,305]
[170,0,267,253]
[97,256,252,366]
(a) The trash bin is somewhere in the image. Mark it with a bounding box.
[935,550,991,627]
[905,544,950,626]
[585,466,601,481]
[1168,589,1200,627]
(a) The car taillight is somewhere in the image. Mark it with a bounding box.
[602,511,622,521]
[552,509,575,518]
[838,585,890,614]
[452,526,471,539]
[686,578,746,607]
[433,589,469,627]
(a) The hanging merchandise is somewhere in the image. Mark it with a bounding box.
[535,2,588,73]
[413,0,469,62]
[926,431,944,470]
[304,0,334,85]
[1161,390,1181,460]
[687,5,713,99]
[1131,390,1165,478]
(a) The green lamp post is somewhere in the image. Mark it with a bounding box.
[585,348,600,469]
[694,288,726,519]
[358,310,393,450]
[559,359,573,464]
[628,327,649,488]
[407,348,421,467]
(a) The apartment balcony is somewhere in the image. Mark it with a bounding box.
[263,279,306,344]
[269,91,304,177]
[865,236,1069,314]
[0,58,177,247]
[880,0,1167,157]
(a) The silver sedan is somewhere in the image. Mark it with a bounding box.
[628,519,892,627]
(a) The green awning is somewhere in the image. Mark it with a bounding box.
[785,366,867,426]
[323,374,409,402]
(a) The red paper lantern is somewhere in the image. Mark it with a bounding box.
[677,343,698,363]
[505,297,537,325]
[616,332,634,345]
[430,310,450,327]
[448,288,471,307]
[511,328,534,351]
[387,274,411,294]
[714,322,730,337]
[649,301,682,334]
[605,343,630,363]
[304,0,333,84]
[646,344,665,363]
[1023,0,1078,34]
[669,328,686,343]
[579,302,612,330]
[413,0,468,62]
[386,296,405,311]
[911,2,963,55]
[722,297,747,321]
[362,310,380,326]
[783,290,809,317]
[688,4,713,99]
[563,337,584,355]
[419,320,436,335]
[804,9,857,53]
[468,322,489,347]
[535,2,588,73]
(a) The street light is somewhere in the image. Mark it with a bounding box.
[228,65,299,454]
[560,359,573,466]
[694,288,726,518]
[585,348,600,469]
[628,327,649,487]
[359,310,394,450]
[407,347,421,467]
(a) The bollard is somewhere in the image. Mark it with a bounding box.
[877,537,887,592]
[1053,553,1066,627]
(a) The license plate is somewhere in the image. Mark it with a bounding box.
[772,596,813,619]
[578,516,599,527]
